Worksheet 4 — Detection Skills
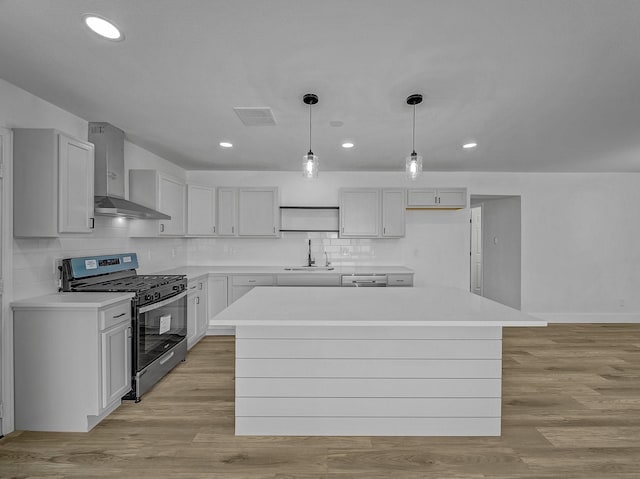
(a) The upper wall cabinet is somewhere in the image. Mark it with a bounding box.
[217,187,279,238]
[407,188,467,209]
[129,170,186,237]
[187,184,217,236]
[339,188,405,238]
[14,129,95,237]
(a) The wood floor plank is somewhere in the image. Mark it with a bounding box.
[1,325,639,478]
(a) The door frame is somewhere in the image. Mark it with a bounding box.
[470,204,483,296]
[0,127,14,434]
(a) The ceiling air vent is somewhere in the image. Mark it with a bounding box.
[233,107,277,126]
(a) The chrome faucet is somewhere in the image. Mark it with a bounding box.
[307,239,315,267]
[324,250,331,267]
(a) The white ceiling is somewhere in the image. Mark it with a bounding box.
[1,0,640,172]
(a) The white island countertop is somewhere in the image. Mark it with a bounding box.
[213,286,546,327]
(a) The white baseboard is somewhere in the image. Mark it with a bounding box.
[529,312,640,323]
[207,326,235,336]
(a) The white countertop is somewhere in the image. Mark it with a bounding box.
[213,286,546,327]
[11,292,135,309]
[157,265,414,280]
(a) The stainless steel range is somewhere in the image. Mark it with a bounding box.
[60,253,187,402]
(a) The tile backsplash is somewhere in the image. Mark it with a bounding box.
[13,222,406,300]
[12,217,188,300]
[186,232,404,268]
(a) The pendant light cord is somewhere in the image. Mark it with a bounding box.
[412,104,416,156]
[308,102,313,155]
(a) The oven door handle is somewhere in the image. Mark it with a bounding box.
[138,291,188,314]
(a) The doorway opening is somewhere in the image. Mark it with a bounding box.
[470,195,521,310]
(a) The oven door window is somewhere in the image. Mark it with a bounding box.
[137,293,187,370]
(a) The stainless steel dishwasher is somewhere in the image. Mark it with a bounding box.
[341,274,388,287]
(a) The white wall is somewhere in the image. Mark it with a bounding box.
[1,79,188,300]
[479,196,521,310]
[187,170,640,321]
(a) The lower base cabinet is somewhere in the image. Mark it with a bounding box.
[12,298,132,432]
[187,276,208,349]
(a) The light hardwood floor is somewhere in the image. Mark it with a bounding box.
[1,324,639,478]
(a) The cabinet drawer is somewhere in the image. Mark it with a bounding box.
[187,278,206,291]
[276,274,341,287]
[231,275,274,286]
[387,274,414,287]
[100,302,132,330]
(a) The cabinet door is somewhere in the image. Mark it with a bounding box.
[238,188,279,236]
[340,189,380,237]
[229,285,254,305]
[196,280,208,337]
[101,322,131,409]
[158,175,186,235]
[217,188,237,236]
[208,276,228,319]
[187,184,217,236]
[407,189,438,207]
[437,188,467,208]
[58,134,95,233]
[187,289,198,348]
[382,189,406,237]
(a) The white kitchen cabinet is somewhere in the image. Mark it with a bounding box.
[407,188,467,209]
[13,128,95,237]
[12,296,133,432]
[238,188,279,236]
[340,188,406,238]
[187,276,208,349]
[217,187,279,237]
[340,188,380,237]
[101,304,133,408]
[228,275,274,305]
[208,275,231,335]
[381,189,406,237]
[217,187,238,236]
[387,273,414,287]
[187,184,217,236]
[129,170,186,237]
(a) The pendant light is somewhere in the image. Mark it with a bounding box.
[405,94,423,180]
[302,93,319,178]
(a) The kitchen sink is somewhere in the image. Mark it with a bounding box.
[284,266,335,271]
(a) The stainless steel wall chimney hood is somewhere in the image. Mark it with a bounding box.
[89,122,170,219]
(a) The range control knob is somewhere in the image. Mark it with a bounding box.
[144,294,153,301]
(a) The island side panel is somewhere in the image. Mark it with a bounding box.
[234,325,503,436]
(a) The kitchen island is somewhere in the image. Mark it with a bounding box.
[213,286,546,436]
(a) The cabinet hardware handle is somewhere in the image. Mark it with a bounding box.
[112,312,126,318]
[160,223,165,232]
[213,226,216,233]
[198,282,203,290]
[232,226,234,234]
[383,227,386,234]
[196,297,200,305]
[273,227,275,233]
[89,217,95,229]
[127,327,132,339]
[248,280,256,283]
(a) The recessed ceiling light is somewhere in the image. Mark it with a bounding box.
[341,142,354,149]
[219,142,233,148]
[83,14,123,41]
[463,142,478,149]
